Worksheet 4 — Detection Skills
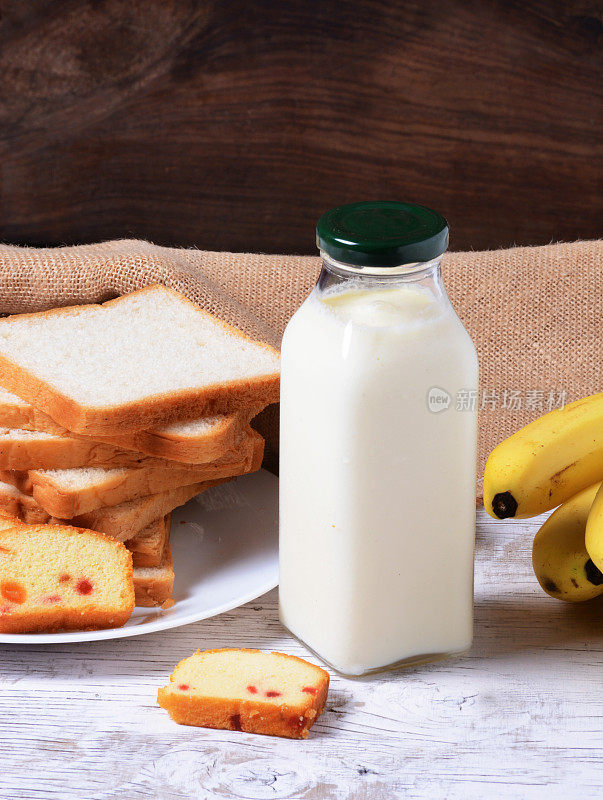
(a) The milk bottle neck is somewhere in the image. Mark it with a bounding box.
[317,252,447,305]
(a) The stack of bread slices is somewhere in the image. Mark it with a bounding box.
[0,284,280,616]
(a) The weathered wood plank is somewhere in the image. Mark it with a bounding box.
[0,1,601,253]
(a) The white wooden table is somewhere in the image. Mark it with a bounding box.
[1,508,601,800]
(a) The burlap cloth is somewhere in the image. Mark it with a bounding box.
[0,239,601,499]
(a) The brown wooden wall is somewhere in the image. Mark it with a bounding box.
[0,0,601,254]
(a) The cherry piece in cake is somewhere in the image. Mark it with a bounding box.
[75,579,94,596]
[1,580,27,604]
[42,595,62,604]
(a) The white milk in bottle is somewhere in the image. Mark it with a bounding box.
[279,202,478,676]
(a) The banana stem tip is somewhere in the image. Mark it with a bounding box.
[492,492,518,519]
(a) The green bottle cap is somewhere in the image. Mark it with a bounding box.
[316,201,449,267]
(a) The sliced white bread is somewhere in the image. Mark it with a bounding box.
[0,427,258,471]
[23,429,263,517]
[0,480,51,524]
[126,515,170,569]
[0,427,170,470]
[0,387,65,434]
[0,468,32,493]
[133,537,174,607]
[0,515,135,633]
[96,405,264,464]
[0,479,225,541]
[0,429,260,517]
[64,480,224,541]
[0,386,257,465]
[0,284,280,435]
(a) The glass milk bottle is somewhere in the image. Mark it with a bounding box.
[279,202,479,676]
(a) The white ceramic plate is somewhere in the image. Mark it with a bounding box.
[0,469,279,644]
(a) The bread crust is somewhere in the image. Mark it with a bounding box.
[28,430,263,517]
[0,606,134,634]
[0,354,280,435]
[133,537,174,606]
[0,469,32,492]
[0,429,199,471]
[0,285,280,435]
[0,401,65,435]
[0,609,132,633]
[0,478,227,540]
[0,482,50,523]
[64,480,224,540]
[0,392,263,467]
[96,406,263,464]
[126,514,170,568]
[157,648,329,739]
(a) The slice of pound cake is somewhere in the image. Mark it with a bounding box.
[0,515,134,633]
[157,648,329,739]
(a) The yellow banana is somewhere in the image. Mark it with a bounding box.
[532,483,603,602]
[585,482,603,573]
[484,392,603,519]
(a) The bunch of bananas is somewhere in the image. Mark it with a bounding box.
[484,392,603,602]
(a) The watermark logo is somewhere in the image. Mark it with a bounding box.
[426,388,567,413]
[427,387,452,413]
